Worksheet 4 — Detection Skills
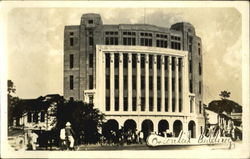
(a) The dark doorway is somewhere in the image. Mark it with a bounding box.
[188,120,196,138]
[141,119,154,140]
[173,120,183,137]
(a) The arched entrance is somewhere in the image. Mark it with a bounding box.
[158,120,169,136]
[141,119,154,140]
[124,119,137,132]
[188,120,196,138]
[173,120,183,137]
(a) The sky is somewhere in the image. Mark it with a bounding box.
[6,7,242,105]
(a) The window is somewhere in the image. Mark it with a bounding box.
[106,54,110,68]
[123,37,136,45]
[179,99,182,112]
[141,76,145,90]
[172,57,175,71]
[88,20,93,24]
[149,76,153,90]
[165,77,168,91]
[105,37,118,45]
[141,97,145,111]
[199,101,202,114]
[141,54,145,68]
[89,54,93,68]
[33,113,38,123]
[70,32,74,36]
[89,37,93,46]
[106,75,110,89]
[199,63,202,75]
[123,54,128,68]
[165,98,168,112]
[172,98,175,112]
[132,97,137,111]
[157,76,161,90]
[172,78,175,92]
[149,97,153,111]
[189,60,192,73]
[115,75,119,89]
[189,45,192,52]
[179,78,182,92]
[27,112,32,123]
[124,97,128,111]
[156,40,168,48]
[171,42,181,50]
[40,112,45,122]
[157,56,161,70]
[115,54,119,68]
[70,54,74,69]
[198,47,201,55]
[157,98,161,112]
[140,32,152,46]
[149,55,153,69]
[189,79,193,93]
[132,75,136,90]
[200,126,203,135]
[199,81,202,94]
[115,97,119,111]
[70,38,74,46]
[165,56,168,70]
[132,54,137,68]
[124,75,128,90]
[70,75,74,90]
[89,75,93,89]
[106,97,110,111]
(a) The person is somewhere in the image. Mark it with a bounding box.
[65,122,75,150]
[27,130,38,150]
[139,131,144,144]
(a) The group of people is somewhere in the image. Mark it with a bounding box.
[100,128,145,146]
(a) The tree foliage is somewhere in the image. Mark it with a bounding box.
[54,99,105,144]
[208,91,242,114]
[219,90,231,100]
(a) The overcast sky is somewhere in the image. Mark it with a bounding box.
[7,7,242,105]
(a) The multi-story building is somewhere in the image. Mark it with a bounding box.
[64,13,204,138]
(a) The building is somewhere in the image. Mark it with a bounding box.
[64,13,204,138]
[14,94,62,131]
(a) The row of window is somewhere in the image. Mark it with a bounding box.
[105,54,183,70]
[27,112,45,123]
[69,75,93,90]
[107,74,182,91]
[105,96,182,112]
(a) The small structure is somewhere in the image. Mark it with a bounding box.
[13,94,63,131]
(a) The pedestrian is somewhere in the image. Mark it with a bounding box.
[27,130,38,150]
[65,122,75,150]
[139,131,144,144]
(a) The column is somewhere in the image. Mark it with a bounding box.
[136,54,141,112]
[119,53,124,112]
[145,54,149,112]
[175,57,179,112]
[153,55,157,112]
[161,55,165,113]
[128,53,132,112]
[181,58,184,113]
[110,53,115,112]
[168,56,172,113]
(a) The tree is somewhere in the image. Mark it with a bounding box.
[54,99,105,144]
[219,90,231,100]
[7,80,20,127]
[208,91,242,114]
